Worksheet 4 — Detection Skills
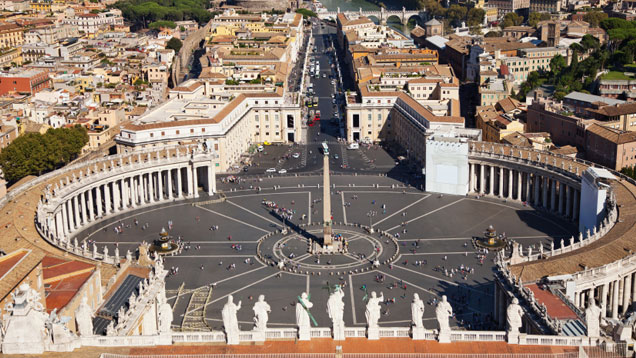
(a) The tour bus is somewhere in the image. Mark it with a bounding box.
[321,142,329,155]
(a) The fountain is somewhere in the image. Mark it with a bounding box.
[475,225,507,250]
[150,227,179,255]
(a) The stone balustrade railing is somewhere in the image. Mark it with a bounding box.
[497,262,562,334]
[509,203,618,265]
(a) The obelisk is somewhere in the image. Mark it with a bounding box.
[323,151,332,246]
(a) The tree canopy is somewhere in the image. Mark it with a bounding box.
[500,12,523,29]
[583,10,608,28]
[0,125,88,184]
[166,37,183,53]
[112,0,212,30]
[295,8,317,19]
[149,20,177,29]
[528,12,550,28]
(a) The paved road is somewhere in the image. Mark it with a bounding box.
[81,175,577,332]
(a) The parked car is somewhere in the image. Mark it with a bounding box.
[278,169,287,174]
[266,168,276,173]
[347,143,359,150]
[292,152,300,159]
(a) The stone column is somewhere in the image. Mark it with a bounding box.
[96,185,103,217]
[498,167,504,198]
[469,163,474,192]
[542,176,548,208]
[130,177,137,208]
[525,172,532,203]
[517,171,522,201]
[613,278,620,319]
[507,169,513,199]
[73,195,80,228]
[534,175,540,206]
[176,167,183,198]
[566,186,572,218]
[624,275,632,314]
[60,205,69,237]
[149,172,155,203]
[104,183,111,215]
[55,210,64,240]
[193,167,199,198]
[122,178,129,209]
[167,169,173,199]
[113,179,120,212]
[66,200,74,232]
[139,174,145,203]
[550,179,556,212]
[186,167,193,197]
[157,170,163,201]
[489,165,494,195]
[558,182,565,215]
[87,188,94,221]
[208,165,215,195]
[601,283,608,318]
[479,164,485,194]
[573,190,580,220]
[574,291,580,308]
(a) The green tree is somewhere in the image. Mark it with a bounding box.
[581,34,600,51]
[528,12,550,28]
[0,126,88,184]
[166,37,183,53]
[466,8,485,27]
[485,30,502,37]
[583,10,608,28]
[500,12,523,29]
[295,8,317,19]
[149,20,176,29]
[422,0,446,18]
[550,54,567,75]
[446,4,467,26]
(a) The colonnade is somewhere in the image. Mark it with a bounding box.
[575,273,636,321]
[46,160,216,243]
[468,162,580,220]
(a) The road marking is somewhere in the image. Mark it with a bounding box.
[379,271,482,313]
[226,200,281,227]
[306,275,310,295]
[349,274,357,325]
[400,252,476,256]
[213,265,267,285]
[188,272,280,314]
[373,194,430,227]
[98,241,258,244]
[386,198,465,232]
[225,191,312,199]
[390,263,493,298]
[341,191,347,224]
[194,205,269,233]
[397,235,560,242]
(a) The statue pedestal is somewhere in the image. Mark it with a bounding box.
[367,326,379,340]
[333,324,345,341]
[437,329,451,343]
[298,326,311,341]
[412,327,427,340]
[507,331,519,344]
[253,330,266,342]
[226,330,240,345]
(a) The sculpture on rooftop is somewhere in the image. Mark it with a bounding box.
[585,297,601,337]
[222,294,241,345]
[253,294,271,332]
[75,296,94,337]
[327,285,345,340]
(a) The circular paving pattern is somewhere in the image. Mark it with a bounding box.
[256,224,399,274]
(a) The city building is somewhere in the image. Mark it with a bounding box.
[0,68,50,95]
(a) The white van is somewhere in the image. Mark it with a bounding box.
[347,143,359,150]
[257,145,264,152]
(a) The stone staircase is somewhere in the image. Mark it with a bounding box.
[180,286,213,332]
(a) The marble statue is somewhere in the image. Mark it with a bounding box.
[252,295,271,332]
[365,291,384,329]
[222,295,241,344]
[1,283,48,354]
[75,296,94,337]
[411,293,425,329]
[106,321,116,336]
[436,295,453,343]
[126,250,132,262]
[296,292,313,340]
[327,285,345,340]
[585,297,601,337]
[506,298,524,335]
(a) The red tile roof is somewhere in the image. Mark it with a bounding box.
[526,283,578,320]
[0,249,29,280]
